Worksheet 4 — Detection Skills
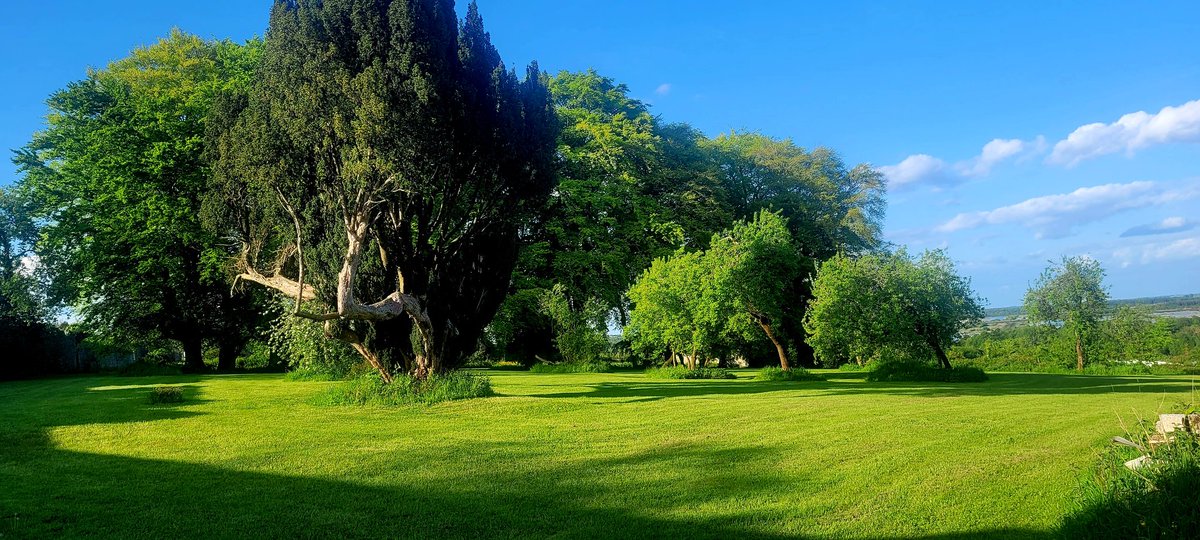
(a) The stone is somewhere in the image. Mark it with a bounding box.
[1124,455,1153,470]
[1156,414,1187,434]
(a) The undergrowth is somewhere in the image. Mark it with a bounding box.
[756,367,825,382]
[644,366,736,380]
[866,362,989,382]
[1059,416,1200,539]
[529,362,612,374]
[316,371,494,406]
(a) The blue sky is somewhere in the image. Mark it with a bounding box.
[3,1,1198,306]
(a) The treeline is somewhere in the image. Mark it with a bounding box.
[953,308,1200,374]
[985,293,1200,318]
[2,1,887,381]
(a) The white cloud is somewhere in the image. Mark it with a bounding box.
[881,137,1045,190]
[1120,216,1196,237]
[1113,235,1200,267]
[1048,99,1200,167]
[879,154,949,189]
[655,83,672,96]
[935,180,1200,238]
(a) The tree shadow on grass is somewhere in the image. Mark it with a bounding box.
[0,376,1061,539]
[531,372,1199,402]
[0,434,1053,539]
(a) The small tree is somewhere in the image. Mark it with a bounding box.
[805,249,984,369]
[1024,256,1109,372]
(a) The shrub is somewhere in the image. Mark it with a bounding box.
[866,361,988,382]
[269,304,363,380]
[836,363,872,372]
[645,366,736,380]
[756,367,825,382]
[490,361,527,371]
[148,386,184,404]
[1059,432,1200,539]
[318,371,494,406]
[121,361,183,377]
[529,362,612,374]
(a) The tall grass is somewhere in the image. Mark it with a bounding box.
[644,366,736,380]
[317,371,494,406]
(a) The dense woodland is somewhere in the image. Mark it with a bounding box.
[1,0,1196,384]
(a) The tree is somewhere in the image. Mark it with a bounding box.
[706,132,886,365]
[15,31,264,370]
[805,249,984,369]
[208,0,556,381]
[1024,256,1109,372]
[626,211,802,370]
[707,210,803,370]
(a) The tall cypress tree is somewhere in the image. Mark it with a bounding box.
[209,0,556,380]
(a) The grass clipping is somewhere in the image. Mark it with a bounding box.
[318,371,494,406]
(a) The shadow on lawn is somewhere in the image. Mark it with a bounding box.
[536,372,1199,402]
[0,422,1051,540]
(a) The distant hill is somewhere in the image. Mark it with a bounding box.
[985,293,1200,318]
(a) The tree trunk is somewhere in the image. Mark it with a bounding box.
[931,341,952,370]
[757,318,790,371]
[182,336,204,372]
[217,340,241,372]
[1075,329,1085,372]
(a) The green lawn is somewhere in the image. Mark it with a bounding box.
[1,370,1195,539]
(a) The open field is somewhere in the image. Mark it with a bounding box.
[1,371,1196,539]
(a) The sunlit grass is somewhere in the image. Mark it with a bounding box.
[0,370,1196,538]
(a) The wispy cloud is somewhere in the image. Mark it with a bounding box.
[934,180,1200,238]
[655,83,672,96]
[1113,235,1200,267]
[880,137,1045,190]
[1048,99,1200,167]
[1120,216,1195,238]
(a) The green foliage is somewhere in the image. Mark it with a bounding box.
[15,31,265,369]
[268,303,362,380]
[952,316,1200,373]
[626,210,803,368]
[755,366,825,382]
[805,249,984,369]
[317,371,494,406]
[119,362,183,377]
[539,284,610,364]
[644,366,736,379]
[528,362,612,374]
[866,362,989,383]
[1025,256,1110,370]
[148,386,184,404]
[1059,432,1200,539]
[209,0,557,377]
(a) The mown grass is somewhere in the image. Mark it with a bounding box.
[1,369,1197,538]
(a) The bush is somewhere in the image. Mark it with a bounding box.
[148,386,184,404]
[121,361,183,377]
[529,362,612,374]
[490,361,527,371]
[644,366,736,380]
[756,367,825,382]
[1059,432,1200,539]
[866,362,988,382]
[837,363,872,372]
[269,304,362,380]
[317,371,494,406]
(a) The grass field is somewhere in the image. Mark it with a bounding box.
[1,370,1196,539]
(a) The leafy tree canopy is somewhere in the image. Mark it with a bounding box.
[1024,256,1110,371]
[805,249,984,368]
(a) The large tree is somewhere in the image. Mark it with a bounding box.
[707,132,886,365]
[1024,256,1109,372]
[208,0,556,380]
[804,249,984,369]
[15,31,264,370]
